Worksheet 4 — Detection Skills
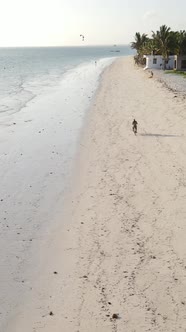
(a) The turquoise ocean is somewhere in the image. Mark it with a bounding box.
[0,45,133,116]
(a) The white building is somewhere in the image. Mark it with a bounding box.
[143,55,175,70]
[173,55,186,70]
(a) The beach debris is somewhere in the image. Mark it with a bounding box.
[82,275,88,279]
[108,302,112,305]
[49,311,54,316]
[53,271,58,274]
[150,255,156,259]
[112,313,119,319]
[80,34,85,41]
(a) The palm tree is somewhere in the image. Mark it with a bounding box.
[174,30,186,55]
[131,32,148,52]
[152,25,172,69]
[141,38,160,56]
[131,25,186,69]
[131,32,148,64]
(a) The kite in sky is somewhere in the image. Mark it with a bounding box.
[80,34,85,41]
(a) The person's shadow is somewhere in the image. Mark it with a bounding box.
[140,133,181,138]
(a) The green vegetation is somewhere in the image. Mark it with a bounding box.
[131,25,186,68]
[165,70,186,77]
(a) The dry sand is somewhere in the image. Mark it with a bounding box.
[6,57,186,331]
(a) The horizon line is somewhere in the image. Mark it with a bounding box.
[0,43,131,48]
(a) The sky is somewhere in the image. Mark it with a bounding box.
[0,0,185,47]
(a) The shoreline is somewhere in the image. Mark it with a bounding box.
[3,56,186,331]
[0,56,114,123]
[0,56,116,331]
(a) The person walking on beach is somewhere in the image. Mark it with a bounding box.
[132,119,138,135]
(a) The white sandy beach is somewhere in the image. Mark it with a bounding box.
[3,56,186,331]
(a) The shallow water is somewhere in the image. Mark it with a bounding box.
[0,45,133,116]
[0,46,133,329]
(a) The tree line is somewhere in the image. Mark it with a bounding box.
[131,25,186,67]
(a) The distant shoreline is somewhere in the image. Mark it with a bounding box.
[0,44,133,49]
